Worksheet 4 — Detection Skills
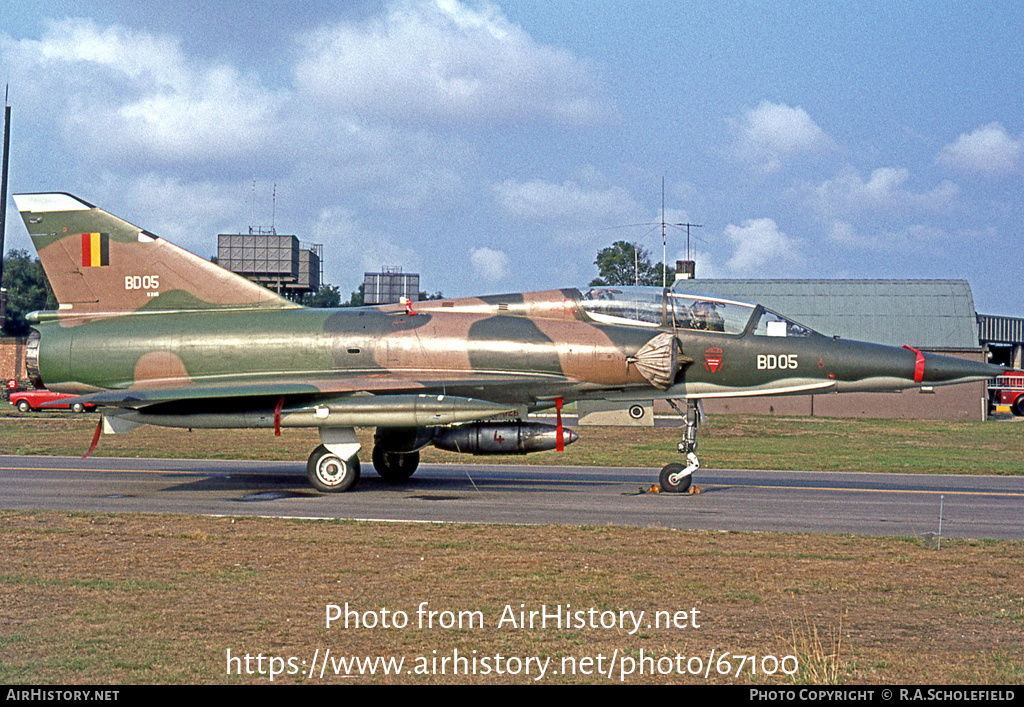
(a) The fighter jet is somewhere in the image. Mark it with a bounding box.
[12,192,1004,493]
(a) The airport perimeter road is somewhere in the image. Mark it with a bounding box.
[1,455,1022,539]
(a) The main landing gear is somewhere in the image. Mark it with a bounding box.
[306,445,422,492]
[307,444,360,493]
[660,399,703,493]
[371,446,420,481]
[305,427,424,492]
[306,427,363,493]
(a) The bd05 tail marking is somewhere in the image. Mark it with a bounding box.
[13,193,1007,493]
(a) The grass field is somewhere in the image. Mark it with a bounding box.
[1,410,1022,684]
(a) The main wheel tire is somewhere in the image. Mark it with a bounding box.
[307,444,360,493]
[16,400,31,413]
[1014,396,1024,417]
[659,462,693,493]
[372,446,420,481]
[71,402,85,413]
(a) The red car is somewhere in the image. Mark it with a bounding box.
[9,390,95,413]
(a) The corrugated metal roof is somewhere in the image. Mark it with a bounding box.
[672,279,980,349]
[977,314,1024,344]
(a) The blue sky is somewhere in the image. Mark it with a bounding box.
[3,0,1023,314]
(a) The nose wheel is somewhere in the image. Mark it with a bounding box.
[660,399,703,493]
[660,452,699,493]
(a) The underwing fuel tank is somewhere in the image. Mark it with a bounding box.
[432,421,578,455]
[118,394,517,429]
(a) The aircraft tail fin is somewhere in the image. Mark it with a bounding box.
[13,192,298,315]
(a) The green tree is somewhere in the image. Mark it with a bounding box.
[339,283,365,307]
[300,285,342,308]
[590,241,666,287]
[2,250,54,337]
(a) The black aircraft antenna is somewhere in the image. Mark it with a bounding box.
[0,85,11,332]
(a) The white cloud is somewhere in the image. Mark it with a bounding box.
[2,12,484,221]
[469,246,510,281]
[7,18,285,166]
[493,178,642,223]
[936,122,1023,176]
[826,220,863,248]
[732,101,830,174]
[808,167,958,218]
[310,206,422,281]
[722,218,804,274]
[826,220,951,256]
[294,0,614,126]
[90,173,247,245]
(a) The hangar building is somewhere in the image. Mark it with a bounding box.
[978,314,1024,369]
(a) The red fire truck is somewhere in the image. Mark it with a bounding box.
[991,373,1024,416]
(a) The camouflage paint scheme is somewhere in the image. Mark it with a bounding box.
[13,193,1003,493]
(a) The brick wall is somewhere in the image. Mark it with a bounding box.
[0,337,27,384]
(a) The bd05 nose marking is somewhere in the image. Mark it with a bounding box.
[757,354,798,370]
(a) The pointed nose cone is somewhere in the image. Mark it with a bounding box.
[920,351,1004,385]
[831,340,1002,392]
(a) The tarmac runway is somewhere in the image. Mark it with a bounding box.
[1,455,1022,540]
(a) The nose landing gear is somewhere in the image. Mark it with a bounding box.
[660,399,703,493]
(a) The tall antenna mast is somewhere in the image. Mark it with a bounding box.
[0,85,11,331]
[662,177,702,282]
[661,177,667,288]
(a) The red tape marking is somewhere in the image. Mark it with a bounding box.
[83,418,102,459]
[274,396,285,436]
[903,346,925,384]
[555,397,564,452]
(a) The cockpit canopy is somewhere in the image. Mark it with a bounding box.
[579,284,814,338]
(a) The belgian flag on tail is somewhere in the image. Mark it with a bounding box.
[81,232,109,267]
